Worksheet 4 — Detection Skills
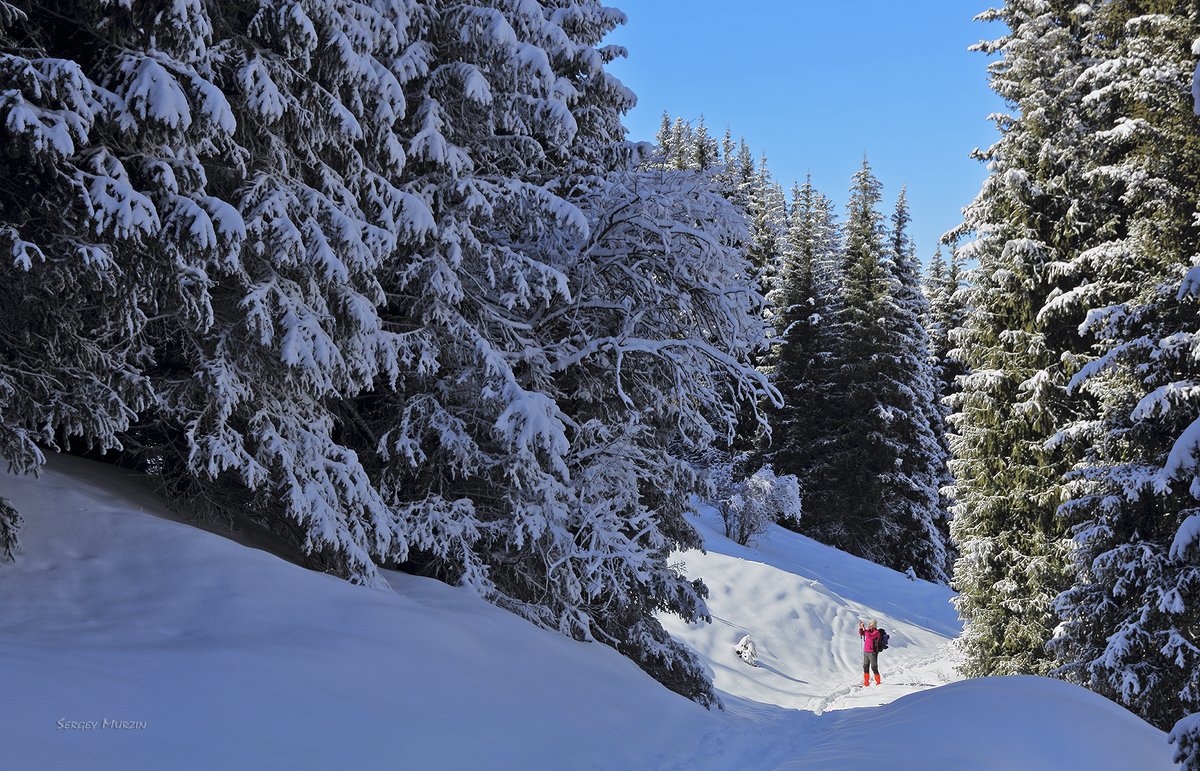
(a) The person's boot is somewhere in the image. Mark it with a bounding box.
[863,672,870,687]
[874,673,882,686]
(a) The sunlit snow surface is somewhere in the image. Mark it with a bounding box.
[0,457,1173,769]
[660,504,963,716]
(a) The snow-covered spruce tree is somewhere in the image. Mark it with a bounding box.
[655,110,673,158]
[692,114,718,170]
[726,137,756,215]
[353,3,772,705]
[763,176,842,522]
[0,1,185,557]
[366,0,589,580]
[0,1,252,560]
[948,0,1095,677]
[885,189,951,582]
[669,115,691,170]
[132,0,437,586]
[547,166,774,702]
[925,247,950,353]
[798,159,888,553]
[0,0,438,584]
[924,244,968,560]
[720,125,736,168]
[746,153,787,279]
[354,0,625,611]
[925,245,969,408]
[1047,6,1200,731]
[804,160,947,579]
[1,0,555,587]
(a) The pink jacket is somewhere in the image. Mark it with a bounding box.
[860,627,881,653]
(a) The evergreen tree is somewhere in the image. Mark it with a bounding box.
[926,245,969,395]
[924,244,969,547]
[812,190,844,298]
[803,160,947,579]
[925,247,953,392]
[711,127,742,203]
[764,175,842,529]
[1047,5,1200,731]
[798,161,884,553]
[358,2,779,705]
[0,0,418,581]
[887,189,951,581]
[808,158,891,555]
[670,116,692,170]
[730,138,756,214]
[541,164,773,705]
[746,153,787,277]
[656,110,673,159]
[948,0,1093,677]
[721,126,736,167]
[0,0,164,556]
[692,115,718,170]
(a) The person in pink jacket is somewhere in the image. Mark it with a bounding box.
[858,619,882,686]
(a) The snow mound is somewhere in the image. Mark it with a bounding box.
[777,676,1169,771]
[0,458,1174,769]
[0,457,700,770]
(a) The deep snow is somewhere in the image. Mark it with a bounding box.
[0,457,1174,769]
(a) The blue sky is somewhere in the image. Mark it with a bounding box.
[605,2,1006,262]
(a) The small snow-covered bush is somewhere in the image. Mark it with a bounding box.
[714,462,802,546]
[1170,712,1200,769]
[0,498,19,562]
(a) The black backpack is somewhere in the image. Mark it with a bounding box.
[877,629,890,651]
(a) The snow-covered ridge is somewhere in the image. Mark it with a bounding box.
[0,458,1173,769]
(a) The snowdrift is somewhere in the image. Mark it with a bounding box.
[777,676,1169,771]
[0,458,1173,769]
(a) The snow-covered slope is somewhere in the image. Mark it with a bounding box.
[659,505,962,715]
[0,458,1174,769]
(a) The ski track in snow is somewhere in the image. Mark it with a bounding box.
[659,504,966,723]
[812,642,960,715]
